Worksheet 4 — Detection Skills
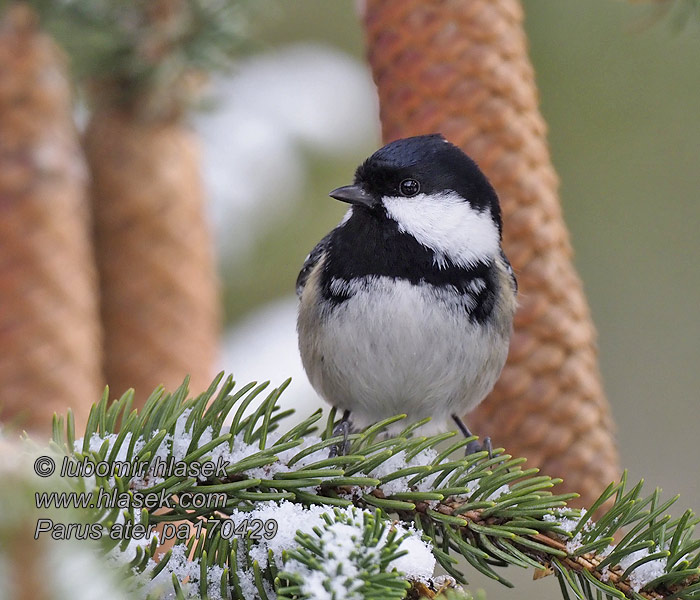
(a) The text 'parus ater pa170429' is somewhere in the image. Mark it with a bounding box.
[296,133,517,453]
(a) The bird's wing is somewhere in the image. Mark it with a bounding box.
[296,233,332,297]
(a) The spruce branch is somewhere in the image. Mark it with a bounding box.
[49,374,700,600]
[276,507,412,600]
[11,0,265,117]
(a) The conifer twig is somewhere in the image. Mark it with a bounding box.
[48,375,700,600]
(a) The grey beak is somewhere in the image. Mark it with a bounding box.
[329,184,374,208]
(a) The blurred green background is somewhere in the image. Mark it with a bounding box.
[213,1,699,597]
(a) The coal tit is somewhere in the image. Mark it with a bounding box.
[296,134,517,447]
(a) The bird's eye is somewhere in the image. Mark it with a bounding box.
[399,178,420,197]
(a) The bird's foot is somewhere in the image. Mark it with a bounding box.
[329,409,352,457]
[452,414,493,459]
[465,436,492,458]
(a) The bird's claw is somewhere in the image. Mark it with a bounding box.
[465,435,492,458]
[329,410,352,457]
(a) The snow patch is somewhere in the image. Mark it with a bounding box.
[618,547,667,592]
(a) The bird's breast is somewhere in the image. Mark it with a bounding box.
[297,272,514,431]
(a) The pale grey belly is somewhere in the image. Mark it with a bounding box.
[298,276,511,433]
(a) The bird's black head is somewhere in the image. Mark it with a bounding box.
[329,134,502,235]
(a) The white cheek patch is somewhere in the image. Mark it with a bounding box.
[383,191,500,269]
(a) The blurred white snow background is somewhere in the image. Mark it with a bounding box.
[219,297,323,424]
[195,43,380,423]
[197,43,380,256]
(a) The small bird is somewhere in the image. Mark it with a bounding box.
[296,134,517,451]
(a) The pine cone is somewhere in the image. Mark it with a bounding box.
[84,109,220,405]
[0,4,102,434]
